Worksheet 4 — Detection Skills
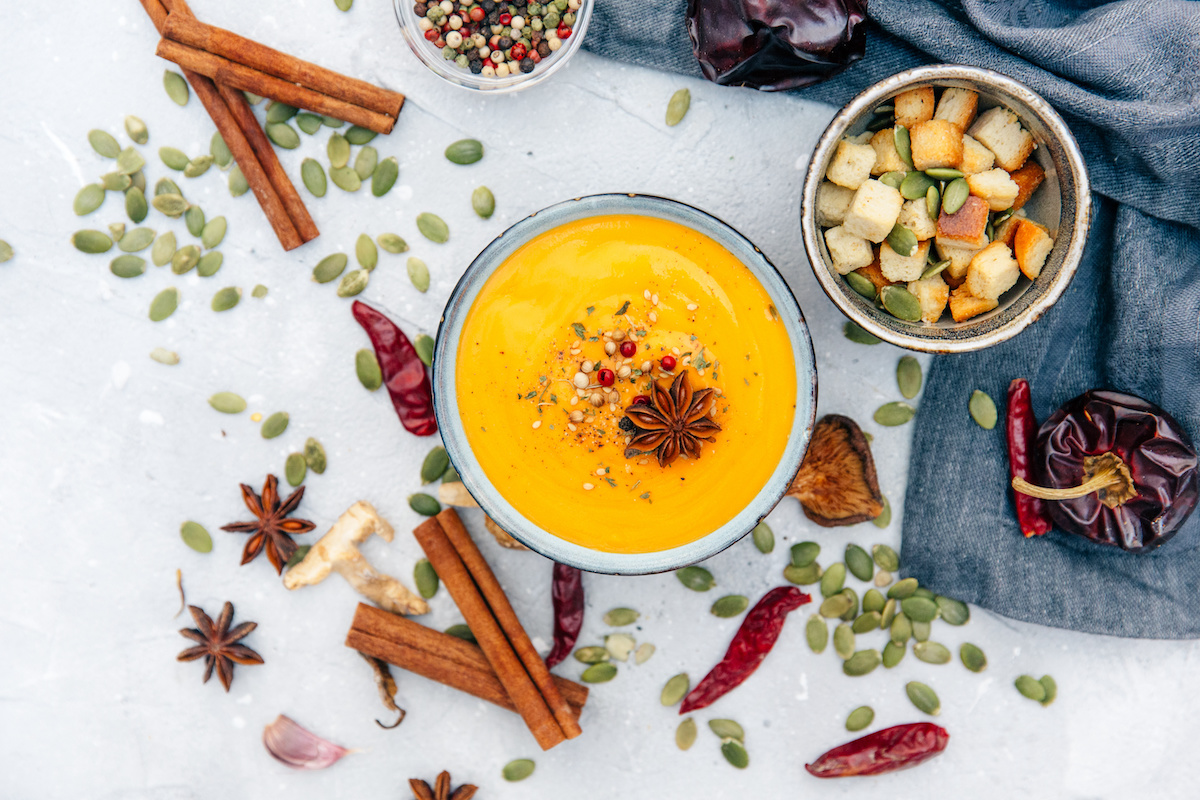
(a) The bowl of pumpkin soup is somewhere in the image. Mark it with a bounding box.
[433,194,817,574]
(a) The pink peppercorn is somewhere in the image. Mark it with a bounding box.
[557,24,572,39]
[424,29,440,41]
[499,12,512,23]
[510,42,527,60]
[469,6,485,20]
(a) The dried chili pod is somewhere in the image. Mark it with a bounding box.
[805,722,950,778]
[1013,390,1198,552]
[351,301,437,436]
[1006,379,1053,537]
[545,562,584,668]
[680,586,810,713]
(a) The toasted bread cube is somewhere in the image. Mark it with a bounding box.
[936,195,989,243]
[943,270,966,290]
[949,285,1000,322]
[934,87,979,130]
[826,140,877,189]
[846,131,874,145]
[936,234,989,279]
[816,181,855,227]
[895,87,936,128]
[899,198,937,240]
[869,128,908,175]
[966,168,1020,212]
[1009,161,1046,210]
[909,119,964,171]
[879,239,932,282]
[843,179,904,243]
[968,107,1035,171]
[907,273,950,323]
[1013,219,1054,279]
[824,225,874,274]
[854,258,894,293]
[960,134,995,175]
[993,209,1027,248]
[966,241,1020,301]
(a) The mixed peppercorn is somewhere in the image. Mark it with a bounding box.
[414,0,583,77]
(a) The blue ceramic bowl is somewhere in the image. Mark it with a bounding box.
[432,194,817,574]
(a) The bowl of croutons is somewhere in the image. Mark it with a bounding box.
[801,64,1091,352]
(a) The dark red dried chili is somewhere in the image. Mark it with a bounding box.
[545,563,584,669]
[351,301,437,437]
[679,585,810,714]
[805,722,950,778]
[1006,379,1053,537]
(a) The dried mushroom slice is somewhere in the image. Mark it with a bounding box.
[788,415,884,526]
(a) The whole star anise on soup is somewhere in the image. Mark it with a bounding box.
[177,601,263,691]
[221,474,316,574]
[622,369,721,467]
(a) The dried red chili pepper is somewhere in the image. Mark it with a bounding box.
[805,722,950,778]
[545,563,584,668]
[1006,379,1053,537]
[1013,390,1198,552]
[679,585,810,714]
[351,301,437,437]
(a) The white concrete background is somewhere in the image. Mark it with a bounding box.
[1,1,1197,797]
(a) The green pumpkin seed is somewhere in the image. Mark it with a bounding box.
[872,545,900,574]
[926,184,941,217]
[201,216,227,250]
[180,521,212,553]
[355,146,379,181]
[118,227,155,253]
[163,70,189,105]
[109,254,146,278]
[911,619,931,641]
[708,719,744,742]
[676,566,714,591]
[356,348,382,391]
[959,643,987,672]
[72,229,112,254]
[502,759,535,782]
[185,206,205,238]
[0,239,11,263]
[843,649,881,676]
[581,662,617,683]
[407,257,430,293]
[969,389,997,429]
[377,232,408,253]
[155,177,182,197]
[304,438,327,473]
[985,220,996,241]
[791,541,820,568]
[372,157,399,197]
[660,672,690,705]
[313,253,348,283]
[896,356,922,400]
[209,133,232,168]
[935,596,970,626]
[602,633,638,661]
[888,577,919,599]
[408,492,441,516]
[116,147,145,176]
[574,646,609,664]
[445,624,474,642]
[901,597,938,623]
[846,706,874,732]
[900,170,934,201]
[845,270,877,300]
[295,112,323,134]
[463,186,496,222]
[415,449,449,489]
[352,234,379,272]
[881,284,922,323]
[912,587,934,600]
[345,125,376,145]
[844,320,881,345]
[852,611,882,634]
[330,165,361,192]
[676,718,697,750]
[184,155,214,178]
[130,170,147,195]
[281,452,307,487]
[906,681,940,715]
[151,232,176,266]
[784,563,821,585]
[444,138,484,165]
[665,88,691,127]
[286,545,311,569]
[411,558,439,599]
[890,612,913,644]
[124,187,148,223]
[172,245,200,274]
[197,251,223,277]
[153,193,188,217]
[88,129,121,158]
[414,334,435,367]
[258,411,287,439]
[265,122,300,150]
[149,347,179,365]
[417,212,450,243]
[296,158,327,198]
[1015,675,1046,702]
[886,223,918,258]
[74,184,105,216]
[845,544,874,581]
[880,597,898,629]
[265,101,298,124]
[211,286,241,312]
[721,740,749,769]
[102,172,132,192]
[149,288,179,322]
[942,177,970,215]
[872,104,895,116]
[838,588,859,621]
[820,562,846,598]
[1039,675,1057,706]
[711,595,749,618]
[337,269,369,297]
[159,147,189,171]
[874,400,916,426]
[599,607,637,627]
[806,614,828,653]
[751,521,774,553]
[862,588,885,614]
[327,133,351,167]
[878,170,906,190]
[913,641,951,665]
[882,639,906,668]
[822,594,854,621]
[893,125,913,168]
[321,115,343,127]
[124,116,149,145]
[924,167,963,181]
[228,166,249,197]
[920,258,951,280]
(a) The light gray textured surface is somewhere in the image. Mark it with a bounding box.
[0,1,1196,797]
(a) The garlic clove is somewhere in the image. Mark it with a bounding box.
[262,715,351,770]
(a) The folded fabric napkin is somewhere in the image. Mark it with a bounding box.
[585,0,1200,637]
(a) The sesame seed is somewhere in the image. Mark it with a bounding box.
[644,289,651,301]
[572,340,582,349]
[596,468,606,476]
[687,303,698,311]
[583,483,595,490]
[651,293,659,306]
[624,437,632,445]
[648,311,657,323]
[532,420,541,429]
[625,464,632,473]
[697,368,706,376]
[570,396,579,405]
[638,459,649,465]
[568,423,577,432]
[672,347,680,355]
[610,403,617,412]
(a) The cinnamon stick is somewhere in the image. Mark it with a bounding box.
[156,39,397,135]
[162,13,404,119]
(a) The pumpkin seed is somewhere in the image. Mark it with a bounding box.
[1039,675,1057,706]
[924,167,963,181]
[874,400,916,426]
[443,138,484,165]
[721,740,749,769]
[605,633,636,662]
[844,544,873,581]
[911,619,931,642]
[131,168,148,192]
[149,287,179,322]
[266,122,300,149]
[88,129,121,158]
[791,541,820,567]
[337,269,369,297]
[872,545,900,574]
[888,577,919,599]
[199,218,226,251]
[708,719,744,742]
[880,597,898,628]
[155,148,185,174]
[900,170,934,200]
[462,187,496,223]
[676,565,714,591]
[355,146,378,181]
[862,588,885,615]
[354,348,382,391]
[155,177,182,197]
[843,649,881,676]
[878,170,906,190]
[901,597,938,623]
[260,411,288,438]
[151,232,176,266]
[985,220,996,241]
[351,234,378,272]
[416,212,450,243]
[846,706,874,732]
[330,165,361,192]
[784,563,821,585]
[266,101,298,124]
[820,562,846,598]
[149,347,180,366]
[74,184,105,216]
[660,672,690,705]
[882,283,923,322]
[377,232,408,254]
[304,438,327,473]
[445,624,474,642]
[327,133,351,167]
[806,614,828,653]
[184,155,214,178]
[185,205,205,238]
[321,115,343,127]
[118,227,155,253]
[1015,675,1046,702]
[676,718,697,750]
[125,187,148,223]
[125,116,149,145]
[665,88,691,126]
[102,172,132,192]
[822,594,854,621]
[711,595,749,618]
[935,595,970,626]
[408,492,441,516]
[407,257,430,292]
[211,286,241,312]
[875,570,893,587]
[416,448,449,487]
[286,546,311,569]
[195,251,223,278]
[295,112,323,134]
[153,193,188,217]
[415,334,435,367]
[180,521,212,553]
[844,320,881,345]
[294,158,326,198]
[171,245,200,274]
[109,254,146,278]
[279,453,307,488]
[893,125,913,168]
[872,103,895,116]
[871,495,891,528]
[851,611,881,634]
[886,223,918,258]
[372,157,399,197]
[410,558,439,599]
[313,253,348,283]
[502,759,535,782]
[969,389,997,429]
[926,184,941,217]
[0,239,11,263]
[751,521,774,553]
[635,643,656,664]
[959,643,987,672]
[845,270,876,300]
[210,133,232,168]
[895,357,923,401]
[912,587,934,600]
[838,588,859,621]
[906,681,940,715]
[882,639,906,668]
[913,641,951,665]
[942,177,970,215]
[345,125,376,145]
[603,607,639,626]
[574,646,609,664]
[163,70,189,105]
[116,147,145,176]
[890,611,912,644]
[228,166,249,196]
[920,258,951,280]
[581,662,617,683]
[208,392,246,415]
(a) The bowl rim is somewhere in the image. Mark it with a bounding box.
[432,193,818,574]
[800,64,1092,353]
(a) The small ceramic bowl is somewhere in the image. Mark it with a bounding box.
[432,194,818,574]
[801,64,1092,352]
[393,0,592,93]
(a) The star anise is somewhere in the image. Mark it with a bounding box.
[221,474,316,574]
[409,770,477,800]
[622,369,722,467]
[177,601,263,691]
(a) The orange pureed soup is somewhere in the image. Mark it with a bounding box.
[456,215,797,553]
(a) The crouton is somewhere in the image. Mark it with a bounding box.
[854,258,894,293]
[895,87,936,128]
[1013,219,1054,279]
[880,239,932,282]
[824,225,874,274]
[966,168,1020,212]
[935,235,989,280]
[816,181,855,227]
[826,140,877,189]
[933,87,979,130]
[843,179,904,243]
[1009,161,1046,210]
[968,107,1035,171]
[949,285,1000,322]
[846,131,874,146]
[959,134,995,175]
[869,128,908,176]
[943,270,966,290]
[993,209,1027,248]
[907,273,950,323]
[909,119,964,171]
[898,198,937,241]
[965,241,1020,301]
[936,195,989,243]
